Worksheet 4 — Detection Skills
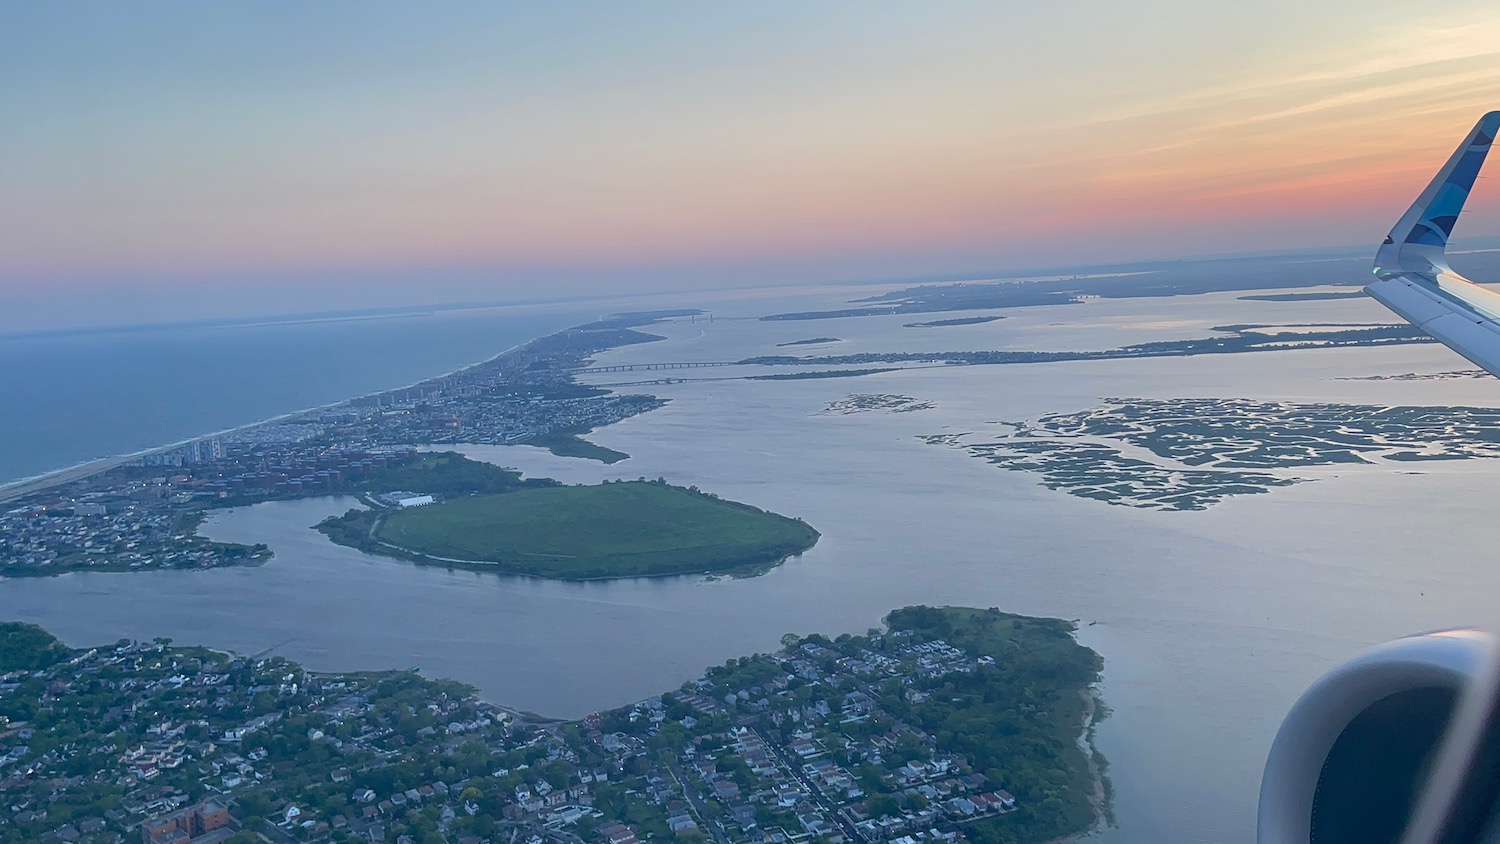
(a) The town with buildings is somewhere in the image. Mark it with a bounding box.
[0,318,672,578]
[0,607,1104,844]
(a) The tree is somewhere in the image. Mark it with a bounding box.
[866,794,900,818]
[238,792,274,822]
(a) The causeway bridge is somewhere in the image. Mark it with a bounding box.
[578,361,740,373]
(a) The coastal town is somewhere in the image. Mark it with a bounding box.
[0,317,674,577]
[0,607,1104,844]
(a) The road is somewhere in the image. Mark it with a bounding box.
[667,762,730,844]
[754,727,864,842]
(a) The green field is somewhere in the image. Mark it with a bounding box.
[332,481,819,579]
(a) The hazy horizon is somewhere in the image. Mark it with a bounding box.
[1,238,1431,338]
[4,1,1500,331]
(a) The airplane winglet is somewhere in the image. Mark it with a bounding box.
[1375,111,1500,278]
[1366,111,1500,377]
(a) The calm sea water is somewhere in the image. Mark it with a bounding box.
[0,304,599,485]
[5,284,1499,843]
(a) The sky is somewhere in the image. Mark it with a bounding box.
[3,1,1500,331]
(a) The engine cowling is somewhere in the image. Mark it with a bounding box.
[1258,630,1497,844]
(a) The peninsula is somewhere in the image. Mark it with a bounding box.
[0,605,1106,844]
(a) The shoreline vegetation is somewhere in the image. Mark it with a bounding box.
[0,605,1107,844]
[316,477,820,580]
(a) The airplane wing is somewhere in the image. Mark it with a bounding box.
[1258,114,1500,844]
[1367,111,1500,376]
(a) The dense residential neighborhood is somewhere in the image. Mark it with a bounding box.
[0,608,1104,844]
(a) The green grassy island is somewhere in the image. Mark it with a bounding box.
[318,479,819,580]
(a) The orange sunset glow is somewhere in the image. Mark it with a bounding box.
[2,3,1500,329]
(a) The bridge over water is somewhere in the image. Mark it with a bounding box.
[578,361,741,373]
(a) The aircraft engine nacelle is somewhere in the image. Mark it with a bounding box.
[1258,630,1498,844]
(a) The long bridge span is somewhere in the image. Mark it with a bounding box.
[577,361,741,373]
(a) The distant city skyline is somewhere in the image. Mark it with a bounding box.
[3,1,1500,330]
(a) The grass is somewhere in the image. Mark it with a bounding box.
[356,481,819,579]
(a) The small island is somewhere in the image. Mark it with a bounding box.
[318,479,820,580]
[777,337,841,346]
[822,393,935,414]
[904,316,1005,328]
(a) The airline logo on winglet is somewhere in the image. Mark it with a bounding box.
[1404,114,1499,248]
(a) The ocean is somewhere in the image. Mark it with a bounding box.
[0,303,600,486]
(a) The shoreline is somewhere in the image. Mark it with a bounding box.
[1051,685,1113,844]
[0,319,606,505]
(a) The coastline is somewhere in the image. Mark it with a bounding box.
[1079,688,1113,840]
[1043,687,1111,844]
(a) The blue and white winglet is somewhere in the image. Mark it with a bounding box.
[1368,111,1500,375]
